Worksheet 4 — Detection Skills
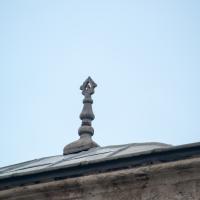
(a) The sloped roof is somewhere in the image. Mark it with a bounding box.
[1,142,200,190]
[0,142,169,180]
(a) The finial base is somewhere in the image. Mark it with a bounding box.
[63,134,99,155]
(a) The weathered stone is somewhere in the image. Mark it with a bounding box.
[0,157,200,200]
[63,77,99,155]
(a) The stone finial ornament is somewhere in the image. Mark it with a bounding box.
[79,77,97,136]
[63,77,99,155]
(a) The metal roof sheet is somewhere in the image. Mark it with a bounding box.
[0,142,170,180]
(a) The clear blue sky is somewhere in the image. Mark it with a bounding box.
[1,0,200,167]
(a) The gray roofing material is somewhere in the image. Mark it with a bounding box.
[1,142,200,190]
[0,142,170,180]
